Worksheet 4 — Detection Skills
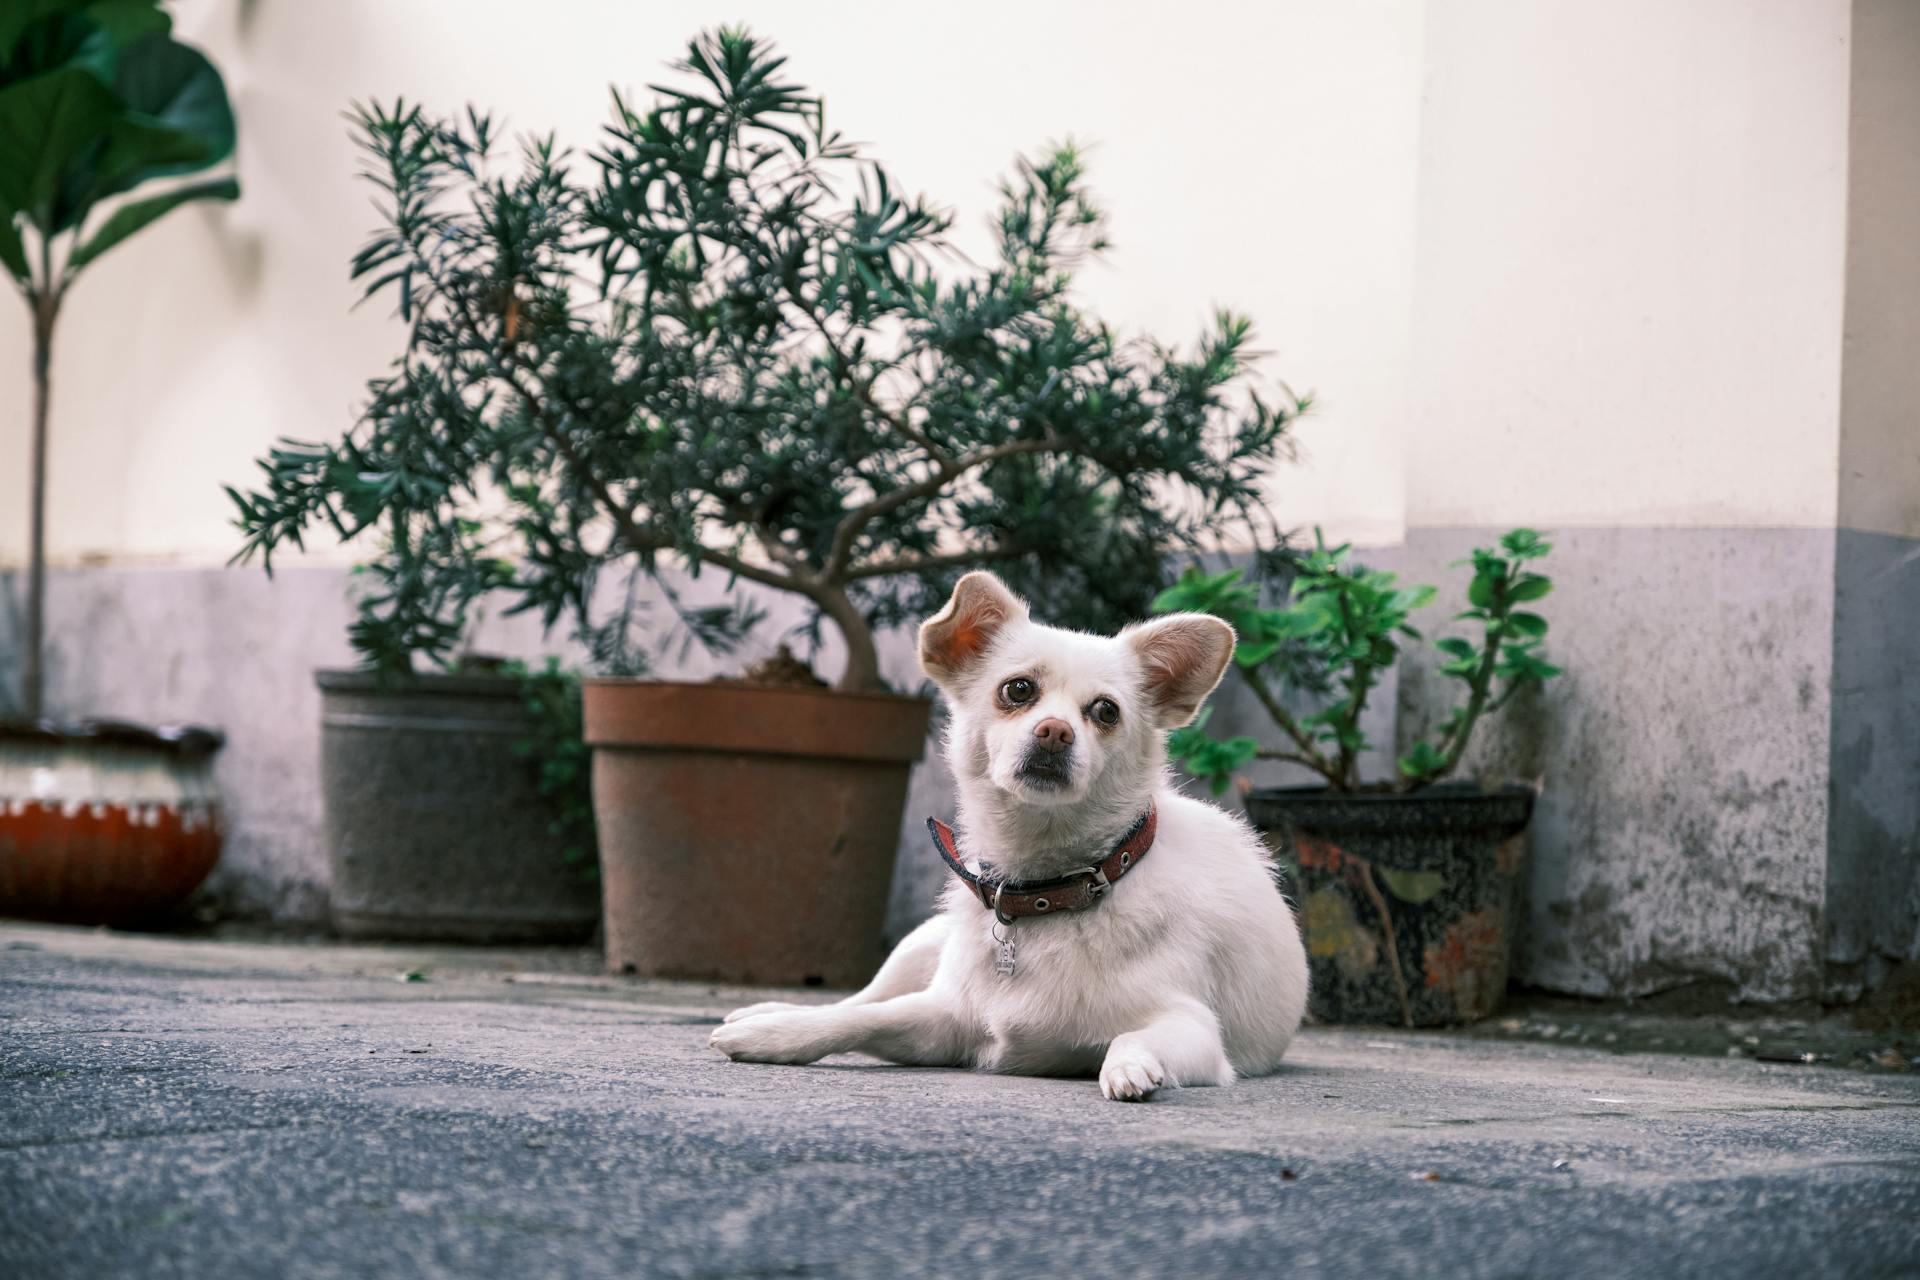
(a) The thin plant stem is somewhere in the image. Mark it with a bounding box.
[1352,855,1414,1028]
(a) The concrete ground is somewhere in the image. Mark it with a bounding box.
[2,924,1916,1280]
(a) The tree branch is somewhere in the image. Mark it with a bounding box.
[483,325,812,602]
[795,264,952,465]
[822,435,1064,582]
[844,541,1031,581]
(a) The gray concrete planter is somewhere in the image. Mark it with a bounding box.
[318,671,598,943]
[1246,784,1534,1027]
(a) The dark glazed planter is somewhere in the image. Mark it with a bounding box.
[1247,783,1534,1027]
[584,680,930,987]
[0,719,224,926]
[318,671,598,943]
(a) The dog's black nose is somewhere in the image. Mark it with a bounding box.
[1032,718,1075,754]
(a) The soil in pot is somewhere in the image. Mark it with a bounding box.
[585,679,930,987]
[318,670,599,943]
[1247,783,1534,1027]
[0,719,225,926]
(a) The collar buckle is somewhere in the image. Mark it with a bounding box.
[1073,865,1111,898]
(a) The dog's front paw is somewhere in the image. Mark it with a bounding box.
[722,1000,809,1024]
[708,1011,825,1065]
[1099,1045,1166,1102]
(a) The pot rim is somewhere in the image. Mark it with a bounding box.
[1245,780,1536,838]
[582,676,933,708]
[1247,781,1539,804]
[582,677,931,763]
[316,668,532,698]
[0,717,225,759]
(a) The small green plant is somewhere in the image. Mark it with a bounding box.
[1157,528,1561,794]
[502,658,598,880]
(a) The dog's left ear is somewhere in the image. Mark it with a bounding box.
[1124,614,1236,728]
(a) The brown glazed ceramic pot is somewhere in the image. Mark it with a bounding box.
[584,680,931,987]
[0,719,224,926]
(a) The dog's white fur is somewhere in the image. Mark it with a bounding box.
[709,571,1308,1101]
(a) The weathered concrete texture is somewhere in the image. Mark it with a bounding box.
[3,925,1917,1280]
[1826,529,1920,998]
[1383,528,1837,1003]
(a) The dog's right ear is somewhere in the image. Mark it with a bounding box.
[919,572,1029,682]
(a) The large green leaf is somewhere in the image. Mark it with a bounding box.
[0,207,27,281]
[71,33,233,212]
[0,4,163,81]
[1,13,114,90]
[0,2,90,62]
[0,64,121,219]
[76,0,169,46]
[113,34,233,159]
[46,35,236,231]
[69,172,236,269]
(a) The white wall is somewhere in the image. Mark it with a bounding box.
[1405,0,1853,531]
[0,0,1426,569]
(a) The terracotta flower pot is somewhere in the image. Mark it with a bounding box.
[1246,783,1534,1027]
[0,719,224,926]
[584,679,930,987]
[318,670,600,943]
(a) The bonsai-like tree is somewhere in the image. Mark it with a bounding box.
[3,1,239,717]
[228,28,1302,690]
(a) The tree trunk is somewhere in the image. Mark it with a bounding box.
[22,295,53,720]
[817,584,885,693]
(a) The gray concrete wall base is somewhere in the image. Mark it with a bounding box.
[1825,529,1920,999]
[5,536,1911,1003]
[1380,528,1840,1003]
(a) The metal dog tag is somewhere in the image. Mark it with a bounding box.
[990,885,1017,977]
[991,912,1017,977]
[994,933,1017,977]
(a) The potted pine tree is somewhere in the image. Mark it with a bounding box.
[2,1,240,926]
[1156,529,1562,1026]
[229,28,1301,984]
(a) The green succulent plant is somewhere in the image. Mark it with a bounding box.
[1156,528,1562,794]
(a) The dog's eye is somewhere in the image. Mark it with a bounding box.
[1000,677,1037,706]
[1089,697,1121,728]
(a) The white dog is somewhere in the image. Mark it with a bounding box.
[710,571,1308,1101]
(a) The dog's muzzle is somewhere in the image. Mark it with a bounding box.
[1014,747,1073,788]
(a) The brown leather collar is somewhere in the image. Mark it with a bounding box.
[925,805,1156,921]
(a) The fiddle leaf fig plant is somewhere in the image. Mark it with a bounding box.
[226,28,1301,689]
[1156,528,1561,794]
[3,0,240,716]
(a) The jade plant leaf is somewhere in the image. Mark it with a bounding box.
[1376,866,1445,904]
